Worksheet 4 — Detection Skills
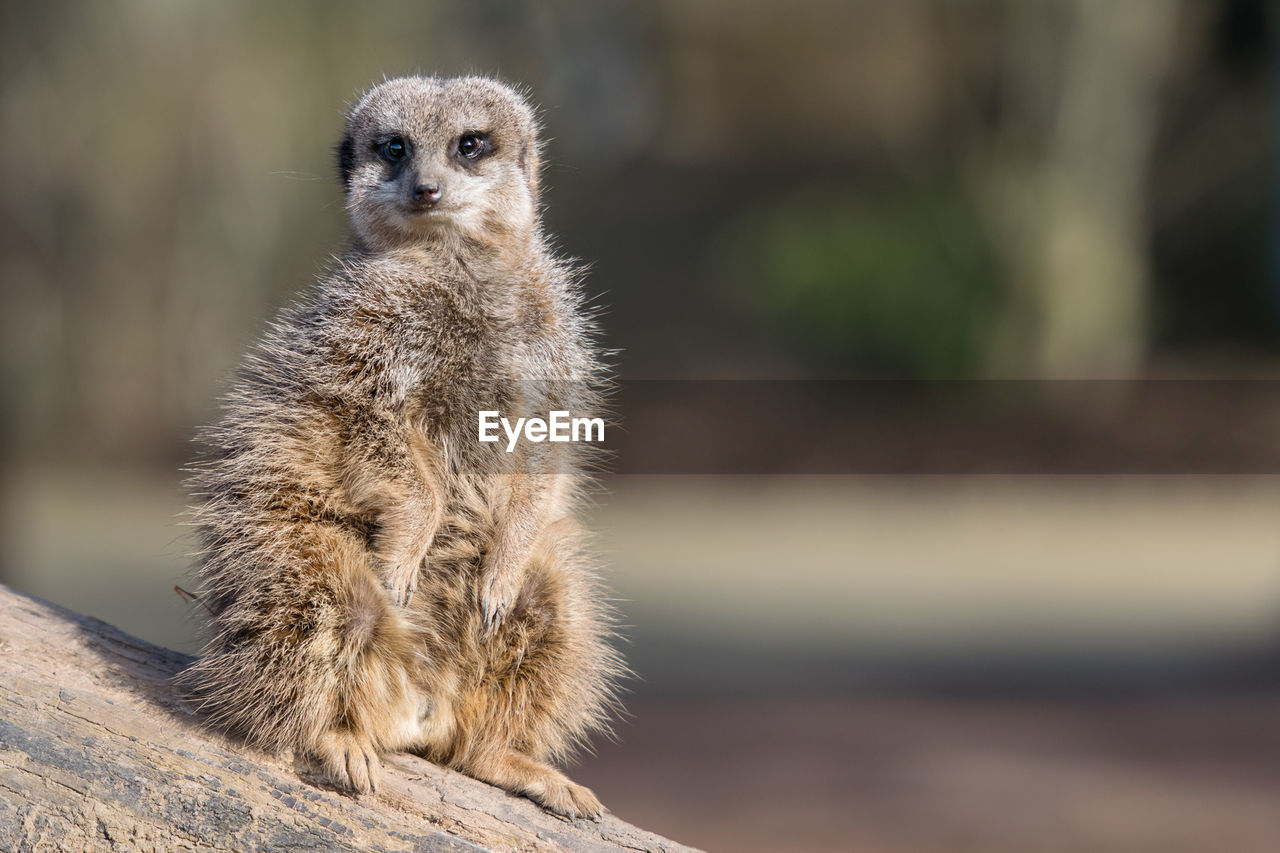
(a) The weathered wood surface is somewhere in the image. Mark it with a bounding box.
[0,584,697,853]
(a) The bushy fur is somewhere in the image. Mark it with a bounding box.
[180,76,623,819]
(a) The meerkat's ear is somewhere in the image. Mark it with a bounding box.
[520,140,542,201]
[337,131,356,192]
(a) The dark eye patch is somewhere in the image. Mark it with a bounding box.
[375,135,410,163]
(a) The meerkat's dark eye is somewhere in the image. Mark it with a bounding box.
[457,132,491,161]
[379,137,408,162]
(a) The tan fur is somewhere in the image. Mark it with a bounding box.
[180,76,623,819]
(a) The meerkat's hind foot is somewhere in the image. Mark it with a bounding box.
[312,728,382,795]
[464,748,604,820]
[536,776,604,822]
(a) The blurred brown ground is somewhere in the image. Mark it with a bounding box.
[576,694,1280,853]
[5,471,1280,852]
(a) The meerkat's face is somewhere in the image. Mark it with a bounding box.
[338,76,541,251]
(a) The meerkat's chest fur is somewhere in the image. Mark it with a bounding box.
[324,247,574,445]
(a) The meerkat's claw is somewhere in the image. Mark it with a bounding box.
[391,577,416,608]
[315,729,381,795]
[479,571,520,635]
[480,599,506,634]
[387,563,420,608]
[534,778,604,821]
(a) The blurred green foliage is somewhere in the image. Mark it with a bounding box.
[708,185,1000,377]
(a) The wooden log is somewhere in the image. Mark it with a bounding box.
[0,584,697,853]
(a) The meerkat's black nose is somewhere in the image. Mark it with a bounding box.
[411,183,442,207]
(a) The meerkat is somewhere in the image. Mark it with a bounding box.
[179,76,623,819]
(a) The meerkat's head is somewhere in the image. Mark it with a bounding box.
[337,76,542,252]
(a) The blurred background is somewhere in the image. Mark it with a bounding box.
[3,1,1280,850]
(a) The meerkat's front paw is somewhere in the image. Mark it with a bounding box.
[314,729,381,795]
[479,569,521,635]
[386,560,421,608]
